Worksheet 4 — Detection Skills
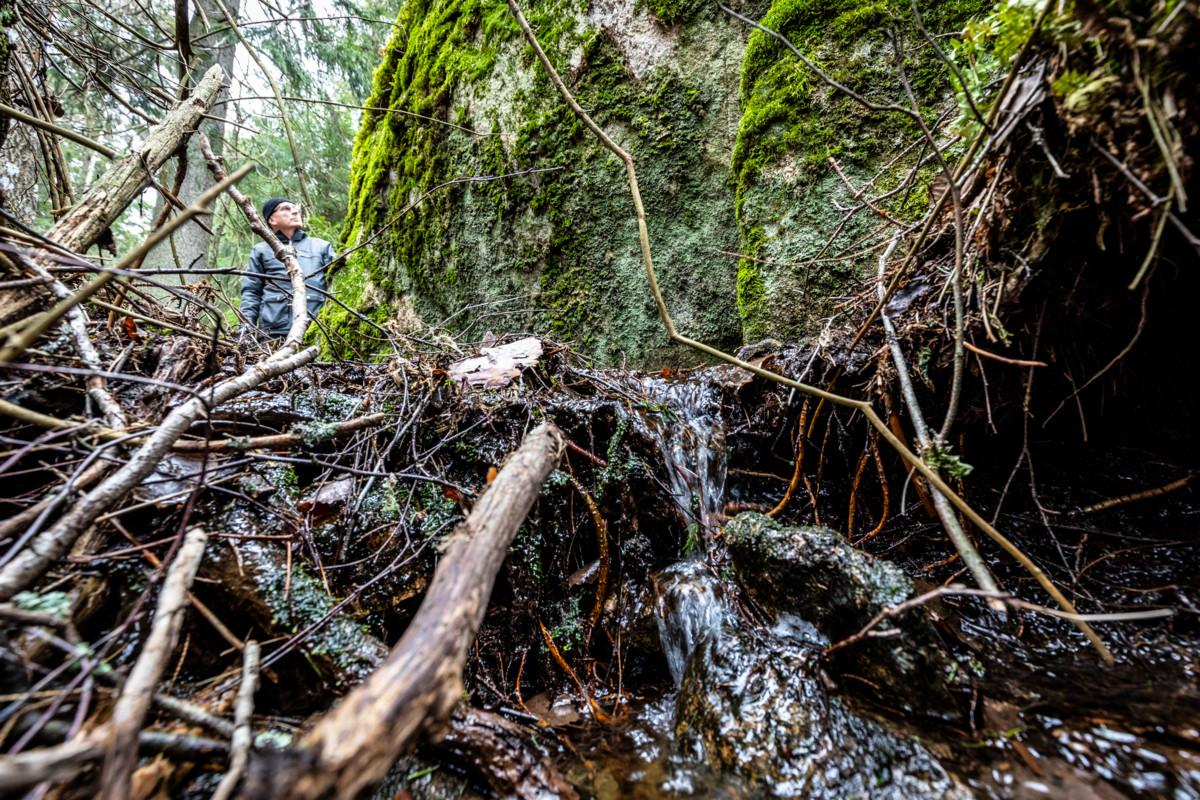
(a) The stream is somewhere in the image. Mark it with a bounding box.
[502,367,1200,800]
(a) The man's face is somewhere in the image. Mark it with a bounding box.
[269,202,302,230]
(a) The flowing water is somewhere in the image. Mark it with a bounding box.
[624,373,728,545]
[551,369,1200,799]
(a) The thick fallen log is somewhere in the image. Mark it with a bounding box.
[0,64,226,325]
[244,422,565,800]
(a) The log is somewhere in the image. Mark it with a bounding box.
[245,422,565,800]
[0,64,226,325]
[436,708,580,800]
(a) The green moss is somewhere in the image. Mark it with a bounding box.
[641,0,706,27]
[336,0,742,363]
[730,0,988,337]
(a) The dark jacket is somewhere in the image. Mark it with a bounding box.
[241,229,333,336]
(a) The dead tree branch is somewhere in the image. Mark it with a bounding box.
[211,640,260,800]
[98,528,209,799]
[248,422,565,799]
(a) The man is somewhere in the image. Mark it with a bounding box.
[240,198,334,338]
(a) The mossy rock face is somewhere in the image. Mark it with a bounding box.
[724,512,912,636]
[731,0,989,339]
[331,0,985,362]
[724,511,960,712]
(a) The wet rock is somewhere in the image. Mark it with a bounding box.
[203,513,388,690]
[653,561,966,798]
[723,512,957,713]
[724,512,912,638]
[675,617,965,799]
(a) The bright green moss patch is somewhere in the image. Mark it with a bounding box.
[335,0,742,364]
[730,0,989,337]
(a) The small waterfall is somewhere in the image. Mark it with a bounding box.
[628,373,727,543]
[653,561,732,685]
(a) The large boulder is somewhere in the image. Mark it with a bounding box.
[724,511,959,713]
[327,0,987,362]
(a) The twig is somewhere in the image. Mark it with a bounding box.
[98,528,208,799]
[963,340,1046,367]
[875,234,1002,603]
[211,640,260,800]
[564,475,609,652]
[0,101,117,158]
[506,0,1113,663]
[1072,474,1194,516]
[825,584,1173,658]
[1128,196,1171,290]
[718,4,921,123]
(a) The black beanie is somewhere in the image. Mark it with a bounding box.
[262,197,291,222]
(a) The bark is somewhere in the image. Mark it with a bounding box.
[151,0,242,276]
[437,708,580,800]
[0,64,226,324]
[0,6,43,225]
[244,423,566,800]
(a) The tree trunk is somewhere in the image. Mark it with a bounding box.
[244,423,566,800]
[0,2,44,226]
[150,0,241,278]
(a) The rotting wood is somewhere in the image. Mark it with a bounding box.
[243,422,565,800]
[0,64,226,326]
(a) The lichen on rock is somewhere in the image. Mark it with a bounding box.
[329,0,986,362]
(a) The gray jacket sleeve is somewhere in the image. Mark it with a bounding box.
[241,246,264,326]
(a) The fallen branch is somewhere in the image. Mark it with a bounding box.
[211,640,260,800]
[875,234,1002,604]
[98,528,209,799]
[172,412,388,452]
[825,584,1174,659]
[246,422,564,799]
